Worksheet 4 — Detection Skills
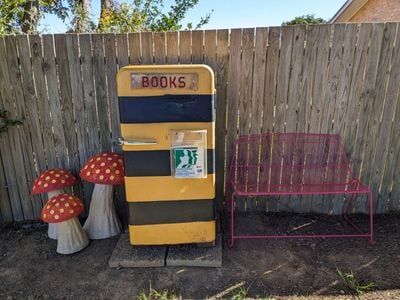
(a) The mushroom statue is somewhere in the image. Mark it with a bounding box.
[31,169,78,239]
[79,152,124,239]
[41,193,89,254]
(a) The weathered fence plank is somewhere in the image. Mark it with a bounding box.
[153,32,166,64]
[141,31,154,64]
[0,37,22,222]
[42,35,68,169]
[3,36,37,220]
[92,34,111,152]
[30,35,58,170]
[381,25,400,212]
[226,29,242,211]
[191,30,203,63]
[179,31,191,63]
[368,23,398,214]
[262,27,280,134]
[166,32,179,64]
[215,29,229,212]
[128,32,141,65]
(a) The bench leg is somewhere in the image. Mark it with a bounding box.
[229,192,236,248]
[369,190,374,245]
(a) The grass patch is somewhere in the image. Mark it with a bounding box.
[137,287,180,300]
[230,287,249,300]
[336,267,375,296]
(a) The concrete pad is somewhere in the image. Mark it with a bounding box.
[108,233,167,268]
[166,232,222,267]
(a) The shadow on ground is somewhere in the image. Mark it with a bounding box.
[0,214,399,299]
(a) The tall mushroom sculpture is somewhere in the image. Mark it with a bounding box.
[32,169,78,239]
[41,193,89,254]
[79,152,124,239]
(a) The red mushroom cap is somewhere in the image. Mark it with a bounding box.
[41,193,84,223]
[79,152,124,185]
[31,169,78,195]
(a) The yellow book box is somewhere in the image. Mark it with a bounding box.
[117,65,216,245]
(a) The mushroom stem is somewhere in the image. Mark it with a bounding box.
[46,189,64,239]
[57,217,89,254]
[83,184,121,239]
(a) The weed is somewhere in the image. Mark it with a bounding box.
[230,287,249,300]
[336,267,375,296]
[137,287,180,300]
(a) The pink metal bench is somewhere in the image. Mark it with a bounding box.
[227,133,373,246]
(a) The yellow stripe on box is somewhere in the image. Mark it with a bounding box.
[128,221,215,245]
[120,122,215,151]
[117,64,215,96]
[125,174,215,202]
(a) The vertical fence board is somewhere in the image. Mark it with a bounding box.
[65,34,90,210]
[350,24,384,213]
[79,34,99,159]
[250,27,268,136]
[320,24,345,135]
[226,29,242,211]
[343,24,372,162]
[141,32,153,64]
[116,34,129,68]
[284,25,306,213]
[30,35,58,170]
[115,33,129,226]
[4,36,38,220]
[319,24,345,214]
[334,24,359,136]
[382,26,400,211]
[104,34,121,151]
[204,30,216,69]
[239,28,255,211]
[332,24,359,215]
[54,34,83,201]
[92,34,111,152]
[78,34,96,211]
[248,28,268,211]
[309,25,331,213]
[179,31,191,63]
[166,32,179,64]
[215,29,229,212]
[0,154,12,222]
[0,37,23,221]
[128,32,141,65]
[153,32,166,64]
[17,35,49,218]
[274,26,293,133]
[368,23,398,213]
[361,23,396,201]
[191,30,203,63]
[42,35,68,168]
[262,27,280,134]
[309,25,331,134]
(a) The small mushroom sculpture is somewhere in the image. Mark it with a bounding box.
[79,152,124,239]
[31,169,78,239]
[41,193,89,254]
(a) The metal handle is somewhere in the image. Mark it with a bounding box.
[116,137,157,146]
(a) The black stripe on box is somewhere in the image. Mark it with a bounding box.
[119,94,215,123]
[123,149,215,176]
[128,199,215,225]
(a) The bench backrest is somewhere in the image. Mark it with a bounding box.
[229,133,354,189]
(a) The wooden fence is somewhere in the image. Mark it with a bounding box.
[1,23,400,223]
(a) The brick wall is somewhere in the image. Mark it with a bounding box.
[349,0,400,22]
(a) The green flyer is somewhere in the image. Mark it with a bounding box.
[173,146,205,178]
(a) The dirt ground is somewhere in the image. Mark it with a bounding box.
[1,213,400,299]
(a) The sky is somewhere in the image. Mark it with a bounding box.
[40,0,348,33]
